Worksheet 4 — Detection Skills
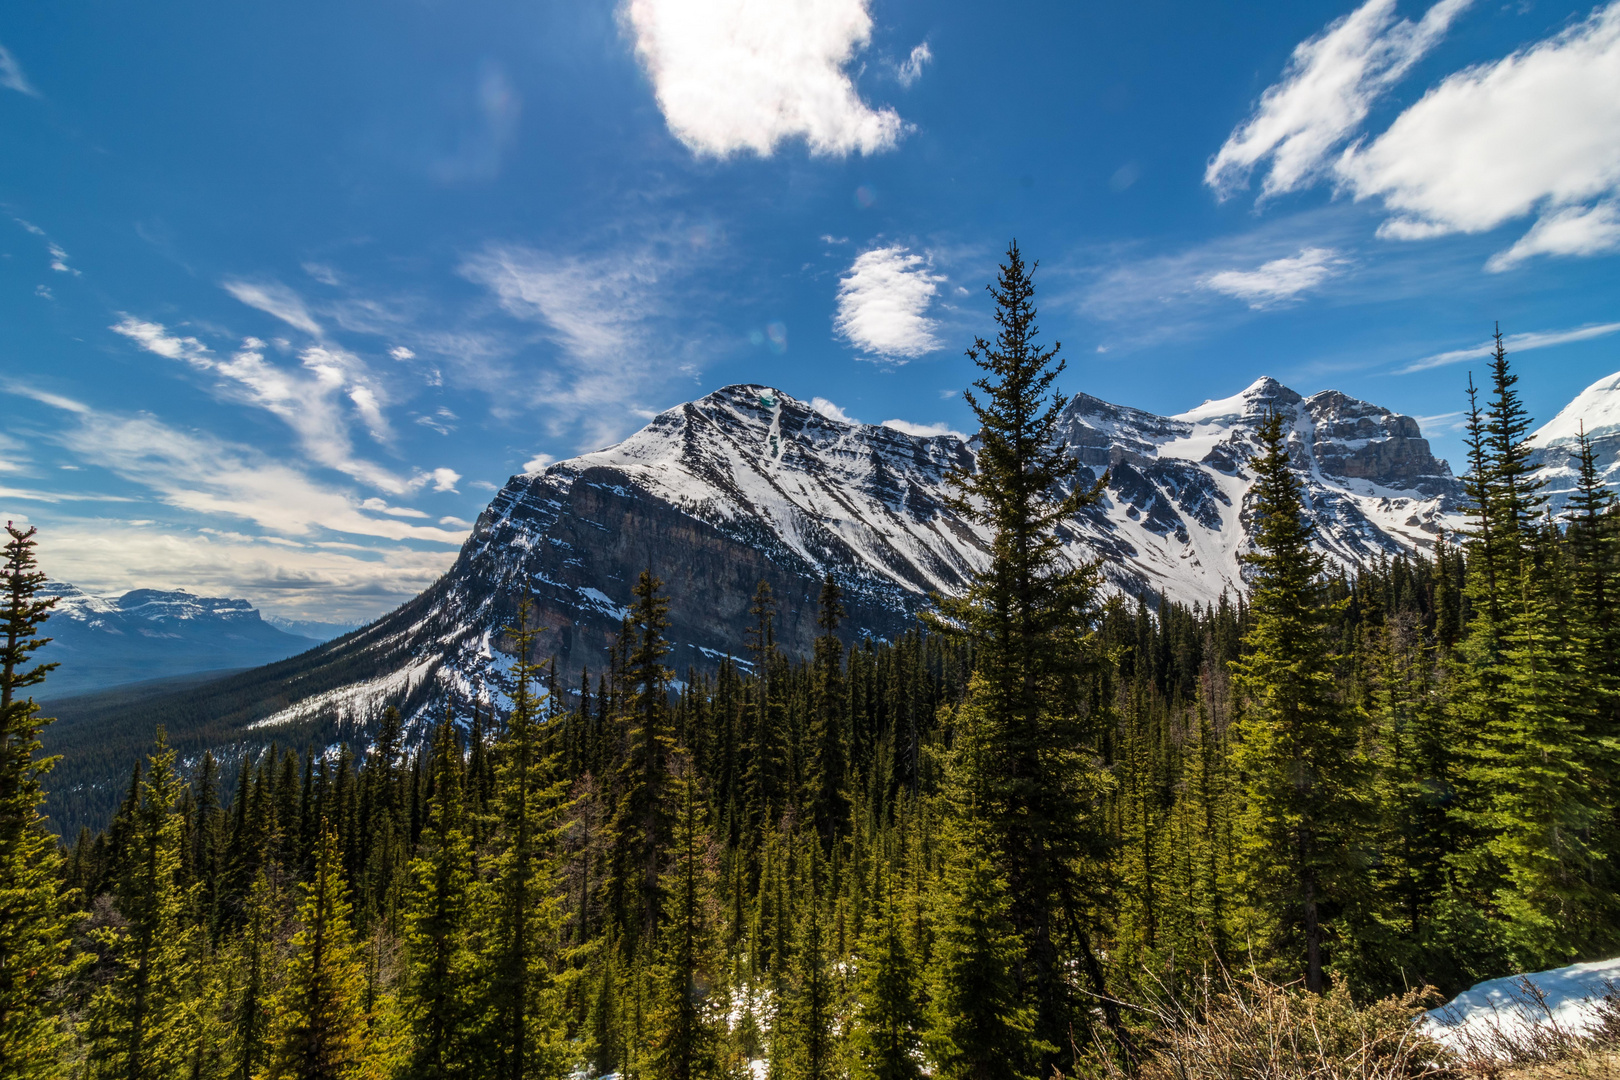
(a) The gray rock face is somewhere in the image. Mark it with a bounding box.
[1302,390,1457,500]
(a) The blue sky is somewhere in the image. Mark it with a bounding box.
[2,0,1618,621]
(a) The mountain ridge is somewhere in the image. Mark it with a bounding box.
[37,584,320,699]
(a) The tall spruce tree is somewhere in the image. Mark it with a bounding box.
[848,866,922,1080]
[925,822,1035,1080]
[611,571,677,948]
[84,731,201,1080]
[806,575,848,848]
[934,241,1119,1064]
[775,846,836,1080]
[483,600,571,1080]
[259,828,369,1080]
[646,770,719,1080]
[0,524,83,1079]
[400,720,479,1080]
[1229,412,1369,992]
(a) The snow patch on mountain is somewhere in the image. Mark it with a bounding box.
[1532,368,1620,511]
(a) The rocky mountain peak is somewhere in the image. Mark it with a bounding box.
[1530,368,1620,510]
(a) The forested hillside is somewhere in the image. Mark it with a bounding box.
[1,247,1615,1078]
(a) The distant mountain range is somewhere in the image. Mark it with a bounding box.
[37,585,322,699]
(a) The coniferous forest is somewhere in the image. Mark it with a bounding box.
[2,244,1616,1078]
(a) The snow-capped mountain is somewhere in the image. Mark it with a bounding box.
[38,584,320,699]
[232,378,1459,741]
[1530,369,1620,511]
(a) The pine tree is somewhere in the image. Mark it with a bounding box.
[646,770,719,1080]
[933,241,1119,1063]
[482,600,571,1080]
[925,824,1035,1080]
[259,828,369,1080]
[232,873,278,1080]
[85,731,201,1080]
[1229,412,1369,992]
[774,846,836,1080]
[806,576,848,849]
[399,720,479,1080]
[0,523,83,1079]
[847,866,922,1080]
[611,572,676,948]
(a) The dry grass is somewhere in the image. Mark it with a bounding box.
[1083,966,1620,1080]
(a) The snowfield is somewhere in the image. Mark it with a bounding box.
[1423,956,1620,1054]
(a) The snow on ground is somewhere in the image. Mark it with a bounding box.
[1423,956,1620,1053]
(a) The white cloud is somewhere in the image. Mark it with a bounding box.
[425,467,461,493]
[1401,321,1620,373]
[303,261,342,286]
[360,498,429,518]
[1339,2,1620,267]
[896,42,932,88]
[223,279,324,336]
[1201,246,1345,307]
[12,521,456,624]
[111,317,416,494]
[1484,202,1620,271]
[621,0,904,158]
[833,245,943,361]
[438,516,473,529]
[0,42,38,97]
[11,388,465,546]
[47,244,79,275]
[522,453,554,475]
[389,345,416,361]
[1483,201,1620,270]
[881,418,968,440]
[810,397,858,424]
[1206,0,1473,199]
[462,244,661,363]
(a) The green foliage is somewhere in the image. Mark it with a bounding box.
[1229,413,1370,992]
[925,824,1036,1080]
[259,828,369,1080]
[83,732,203,1080]
[0,523,84,1079]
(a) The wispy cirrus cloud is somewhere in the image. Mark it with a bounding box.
[109,316,447,496]
[1206,0,1473,200]
[7,386,465,546]
[833,245,943,362]
[621,0,904,158]
[1201,247,1347,308]
[223,279,325,336]
[0,41,39,97]
[1400,321,1620,373]
[458,240,707,447]
[896,42,932,88]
